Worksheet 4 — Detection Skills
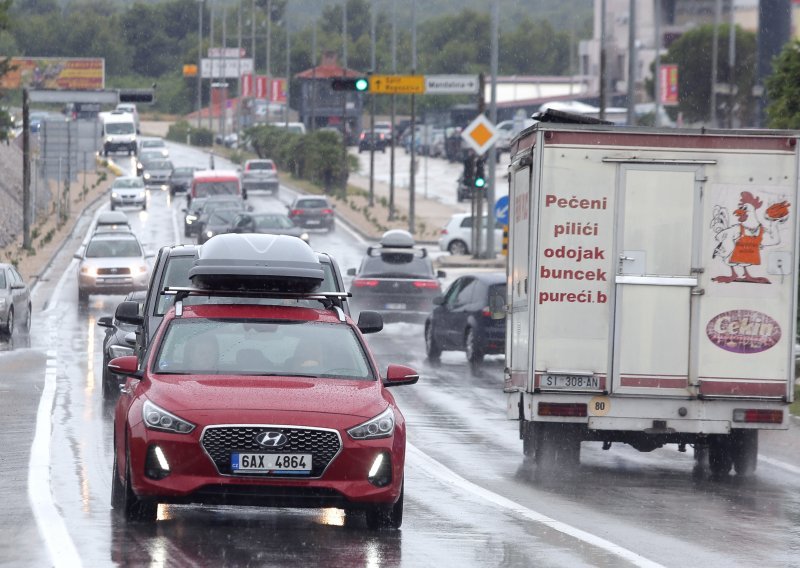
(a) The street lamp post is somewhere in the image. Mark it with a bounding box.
[197,0,204,130]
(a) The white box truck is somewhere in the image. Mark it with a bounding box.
[505,120,798,476]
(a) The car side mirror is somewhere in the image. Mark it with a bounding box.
[73,252,83,260]
[124,331,137,346]
[115,300,143,326]
[347,268,356,276]
[97,316,114,328]
[10,282,26,290]
[384,364,419,387]
[357,311,383,334]
[107,355,140,377]
[437,270,447,279]
[432,295,444,306]
[489,293,506,320]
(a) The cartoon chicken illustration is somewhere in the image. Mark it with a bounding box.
[710,191,790,283]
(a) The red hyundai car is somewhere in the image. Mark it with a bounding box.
[109,289,418,528]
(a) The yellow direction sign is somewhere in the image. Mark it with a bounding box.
[369,74,425,94]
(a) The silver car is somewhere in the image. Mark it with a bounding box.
[74,233,152,302]
[142,159,174,190]
[110,176,147,211]
[0,263,31,337]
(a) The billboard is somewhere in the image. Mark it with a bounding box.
[0,57,105,90]
[659,64,679,106]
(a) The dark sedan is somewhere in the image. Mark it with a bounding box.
[198,208,243,244]
[97,290,146,399]
[228,212,310,244]
[169,166,200,196]
[348,230,445,322]
[424,272,506,372]
[287,196,335,231]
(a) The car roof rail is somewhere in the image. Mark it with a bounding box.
[163,286,351,320]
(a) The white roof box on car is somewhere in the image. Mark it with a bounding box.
[379,229,415,248]
[188,234,324,292]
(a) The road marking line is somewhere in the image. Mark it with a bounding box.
[408,443,664,568]
[27,317,82,568]
[28,262,82,567]
[758,455,800,475]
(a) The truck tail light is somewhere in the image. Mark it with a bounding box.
[353,279,379,287]
[732,409,783,423]
[538,402,587,417]
[413,280,439,289]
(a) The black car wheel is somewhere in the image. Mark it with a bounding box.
[365,482,403,529]
[425,321,442,362]
[110,445,125,510]
[465,327,483,366]
[122,445,158,523]
[448,240,469,256]
[3,307,13,337]
[78,289,89,303]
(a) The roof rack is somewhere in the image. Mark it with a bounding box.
[163,286,351,321]
[531,108,613,125]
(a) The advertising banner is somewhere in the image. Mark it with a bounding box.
[659,64,679,106]
[255,76,267,99]
[0,57,105,90]
[269,78,286,103]
[241,73,253,98]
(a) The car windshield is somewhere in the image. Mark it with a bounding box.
[0,271,5,289]
[254,214,294,229]
[195,181,239,198]
[247,161,274,170]
[360,253,435,279]
[147,160,172,170]
[296,199,328,209]
[113,178,144,189]
[142,140,164,147]
[155,319,374,379]
[173,167,194,176]
[85,239,143,258]
[202,200,242,214]
[106,122,134,135]
[209,209,239,225]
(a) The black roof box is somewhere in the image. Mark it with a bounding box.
[188,234,324,292]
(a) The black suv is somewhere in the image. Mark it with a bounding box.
[114,241,351,360]
[287,196,336,231]
[358,131,388,153]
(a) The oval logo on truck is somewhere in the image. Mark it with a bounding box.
[706,310,781,354]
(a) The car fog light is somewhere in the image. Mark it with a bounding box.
[367,451,392,487]
[145,444,171,480]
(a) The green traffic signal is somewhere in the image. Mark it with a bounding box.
[331,77,370,91]
[474,158,486,188]
[354,78,369,91]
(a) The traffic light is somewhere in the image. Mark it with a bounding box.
[118,89,156,104]
[462,155,475,187]
[474,158,486,189]
[331,77,369,92]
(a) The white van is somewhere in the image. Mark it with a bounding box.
[115,103,140,133]
[101,110,138,156]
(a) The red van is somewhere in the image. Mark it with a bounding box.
[189,169,244,204]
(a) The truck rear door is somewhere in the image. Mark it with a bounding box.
[612,165,705,395]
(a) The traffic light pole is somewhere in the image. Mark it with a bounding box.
[409,72,416,235]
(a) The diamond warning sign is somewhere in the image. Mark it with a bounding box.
[460,114,499,156]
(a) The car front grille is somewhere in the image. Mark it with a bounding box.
[97,267,132,275]
[201,425,341,477]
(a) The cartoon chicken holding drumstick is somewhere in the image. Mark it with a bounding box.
[710,191,790,284]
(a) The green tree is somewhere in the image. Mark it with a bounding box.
[661,24,757,125]
[765,41,800,129]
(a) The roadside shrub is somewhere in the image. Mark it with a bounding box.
[166,120,192,143]
[191,127,214,147]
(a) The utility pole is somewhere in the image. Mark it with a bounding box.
[473,73,485,260]
[236,0,242,139]
[285,21,290,127]
[654,0,661,127]
[197,0,203,129]
[626,0,636,126]
[209,5,214,131]
[340,1,348,141]
[599,0,607,121]
[22,89,31,250]
[710,0,721,127]
[728,1,736,128]
[221,7,228,138]
[409,0,417,235]
[485,0,498,259]
[368,0,376,207]
[389,0,396,221]
[311,23,317,132]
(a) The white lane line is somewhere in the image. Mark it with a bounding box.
[27,265,82,568]
[407,443,664,568]
[171,195,181,245]
[758,455,800,475]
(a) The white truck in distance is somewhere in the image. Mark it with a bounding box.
[505,120,798,476]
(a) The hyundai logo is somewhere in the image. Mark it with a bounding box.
[255,431,288,448]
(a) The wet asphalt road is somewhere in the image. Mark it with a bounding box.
[2,142,800,567]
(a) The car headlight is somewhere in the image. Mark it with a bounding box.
[206,230,214,238]
[143,173,151,180]
[142,400,195,434]
[0,298,6,308]
[161,150,168,157]
[109,344,134,359]
[186,214,197,223]
[300,232,310,243]
[347,407,395,440]
[111,192,119,198]
[80,266,97,277]
[133,264,148,274]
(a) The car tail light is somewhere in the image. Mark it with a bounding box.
[291,209,304,216]
[353,279,379,287]
[321,208,334,215]
[360,132,366,140]
[732,409,783,423]
[413,280,439,289]
[481,307,492,317]
[538,402,587,417]
[440,228,448,235]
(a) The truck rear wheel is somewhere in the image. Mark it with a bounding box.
[731,430,758,476]
[708,436,733,477]
[533,423,581,469]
